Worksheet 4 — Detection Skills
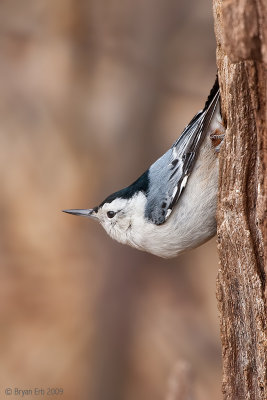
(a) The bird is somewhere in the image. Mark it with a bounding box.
[63,77,224,258]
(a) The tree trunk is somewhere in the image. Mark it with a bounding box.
[213,0,267,399]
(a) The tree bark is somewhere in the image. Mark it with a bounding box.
[213,0,267,399]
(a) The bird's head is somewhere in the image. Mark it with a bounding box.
[63,190,147,248]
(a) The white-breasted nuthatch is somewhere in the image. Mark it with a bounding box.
[63,78,224,258]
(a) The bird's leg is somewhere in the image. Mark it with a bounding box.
[210,126,225,153]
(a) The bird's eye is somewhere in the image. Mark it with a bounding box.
[107,211,116,219]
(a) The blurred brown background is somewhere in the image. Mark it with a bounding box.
[0,1,221,399]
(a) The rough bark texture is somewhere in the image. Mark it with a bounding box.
[213,0,267,399]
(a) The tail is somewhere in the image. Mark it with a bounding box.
[203,75,220,111]
[173,76,220,149]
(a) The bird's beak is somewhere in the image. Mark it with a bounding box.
[62,209,97,219]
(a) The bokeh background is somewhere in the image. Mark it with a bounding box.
[0,1,221,399]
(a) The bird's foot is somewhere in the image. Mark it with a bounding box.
[210,129,225,153]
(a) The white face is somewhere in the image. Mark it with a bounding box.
[92,193,147,248]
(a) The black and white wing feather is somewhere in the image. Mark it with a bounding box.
[145,78,220,225]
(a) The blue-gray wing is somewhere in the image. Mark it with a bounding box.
[145,86,220,225]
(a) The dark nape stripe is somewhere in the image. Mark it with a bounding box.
[99,170,149,206]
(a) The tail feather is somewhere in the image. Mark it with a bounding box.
[203,75,219,111]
